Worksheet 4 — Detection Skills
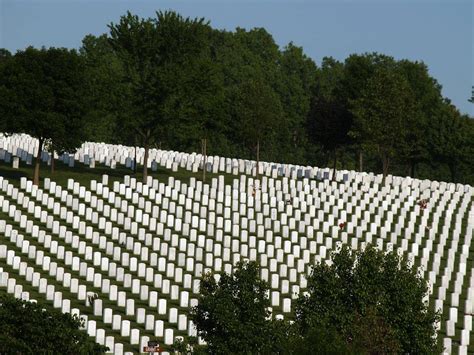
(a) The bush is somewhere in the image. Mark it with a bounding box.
[0,293,108,354]
[190,261,287,354]
[295,245,441,354]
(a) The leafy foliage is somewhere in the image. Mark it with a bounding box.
[296,245,441,354]
[308,57,350,176]
[190,261,286,354]
[429,101,473,182]
[350,67,418,178]
[108,11,214,181]
[1,11,473,184]
[80,34,128,144]
[0,293,107,354]
[0,47,87,184]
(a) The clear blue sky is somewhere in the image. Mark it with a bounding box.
[1,0,472,115]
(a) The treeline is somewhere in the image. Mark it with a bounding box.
[0,11,473,185]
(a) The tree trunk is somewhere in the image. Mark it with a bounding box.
[448,162,457,182]
[256,140,260,180]
[33,138,44,186]
[142,130,150,185]
[202,138,207,183]
[410,161,416,178]
[359,151,364,172]
[50,149,55,174]
[332,148,337,181]
[382,154,390,181]
[133,144,137,174]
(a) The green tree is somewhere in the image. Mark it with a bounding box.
[429,101,472,182]
[0,293,107,353]
[210,27,286,162]
[80,34,128,144]
[296,245,441,354]
[0,49,11,63]
[308,57,350,180]
[108,11,213,183]
[350,67,417,179]
[341,53,395,172]
[278,43,318,164]
[397,60,443,177]
[160,37,224,155]
[235,79,282,179]
[190,261,286,354]
[0,47,87,185]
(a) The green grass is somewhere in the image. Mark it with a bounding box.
[0,157,240,189]
[0,157,473,353]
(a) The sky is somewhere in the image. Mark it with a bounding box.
[1,0,472,115]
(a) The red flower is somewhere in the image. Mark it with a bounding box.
[418,199,428,210]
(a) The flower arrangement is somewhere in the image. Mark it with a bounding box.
[417,199,428,210]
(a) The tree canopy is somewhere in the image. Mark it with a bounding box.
[350,66,418,179]
[189,246,441,354]
[295,245,441,354]
[1,10,473,185]
[0,293,107,354]
[108,11,215,183]
[0,46,87,184]
[190,261,285,354]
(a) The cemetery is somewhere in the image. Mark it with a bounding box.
[1,5,473,354]
[0,133,472,354]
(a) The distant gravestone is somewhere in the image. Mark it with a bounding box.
[4,152,11,163]
[41,151,49,162]
[68,156,75,167]
[89,159,95,168]
[12,156,19,169]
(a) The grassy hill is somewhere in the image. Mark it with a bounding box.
[0,156,472,354]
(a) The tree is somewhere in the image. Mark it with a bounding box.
[108,11,213,183]
[0,49,11,63]
[190,261,285,354]
[296,245,441,354]
[0,47,87,184]
[0,293,107,353]
[80,34,128,144]
[308,57,350,180]
[235,79,282,179]
[0,49,12,134]
[429,101,472,182]
[274,42,318,164]
[349,67,417,179]
[397,60,443,177]
[209,27,290,163]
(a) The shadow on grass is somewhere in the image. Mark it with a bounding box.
[0,158,239,188]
